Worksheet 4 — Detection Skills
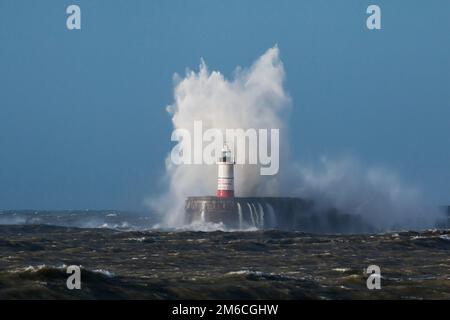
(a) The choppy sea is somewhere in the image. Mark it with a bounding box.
[0,210,449,299]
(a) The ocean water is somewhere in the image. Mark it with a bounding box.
[0,210,449,299]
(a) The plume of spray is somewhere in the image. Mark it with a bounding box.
[148,46,443,231]
[290,156,443,230]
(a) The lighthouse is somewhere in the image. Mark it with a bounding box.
[216,144,235,198]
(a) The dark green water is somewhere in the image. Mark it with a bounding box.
[1,212,450,299]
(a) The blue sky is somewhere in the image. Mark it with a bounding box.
[0,0,449,210]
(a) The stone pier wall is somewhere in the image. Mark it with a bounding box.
[185,196,372,233]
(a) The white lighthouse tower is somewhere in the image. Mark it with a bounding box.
[216,144,235,198]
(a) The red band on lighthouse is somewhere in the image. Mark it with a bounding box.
[216,190,234,197]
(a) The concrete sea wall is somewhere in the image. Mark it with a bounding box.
[185,196,372,233]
